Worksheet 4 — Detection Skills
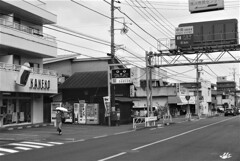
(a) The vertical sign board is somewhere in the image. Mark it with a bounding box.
[175,26,194,48]
[74,103,80,123]
[189,0,224,13]
[112,68,132,84]
[103,96,110,117]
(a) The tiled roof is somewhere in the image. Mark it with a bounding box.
[59,71,108,89]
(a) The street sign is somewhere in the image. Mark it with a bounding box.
[189,0,224,13]
[111,68,132,84]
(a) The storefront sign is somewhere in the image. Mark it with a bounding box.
[29,78,50,89]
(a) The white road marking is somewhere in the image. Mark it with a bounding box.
[15,147,32,150]
[21,141,54,146]
[0,153,5,156]
[114,130,134,135]
[93,135,108,139]
[150,128,157,130]
[74,139,85,142]
[132,117,233,151]
[9,143,43,148]
[98,117,234,161]
[98,152,127,161]
[48,142,64,145]
[0,147,18,153]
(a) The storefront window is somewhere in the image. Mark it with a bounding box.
[1,93,31,125]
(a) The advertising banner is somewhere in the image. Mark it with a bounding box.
[175,26,194,47]
[103,96,110,117]
[74,103,80,123]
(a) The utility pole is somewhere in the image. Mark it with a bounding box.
[108,0,115,126]
[196,53,200,118]
[146,51,153,118]
[231,67,237,107]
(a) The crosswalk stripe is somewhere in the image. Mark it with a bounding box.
[15,147,32,150]
[0,153,5,156]
[9,143,43,148]
[48,142,64,145]
[0,147,18,153]
[21,141,54,147]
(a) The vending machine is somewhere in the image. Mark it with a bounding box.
[86,104,99,124]
[78,103,87,124]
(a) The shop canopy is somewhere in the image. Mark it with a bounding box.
[168,95,195,105]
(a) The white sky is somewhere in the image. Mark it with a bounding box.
[38,0,239,85]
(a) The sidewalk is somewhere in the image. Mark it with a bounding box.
[0,115,212,143]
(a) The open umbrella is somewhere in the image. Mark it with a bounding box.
[56,107,68,112]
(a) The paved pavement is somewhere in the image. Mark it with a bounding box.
[0,115,209,144]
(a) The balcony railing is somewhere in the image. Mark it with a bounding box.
[0,18,56,42]
[0,62,57,76]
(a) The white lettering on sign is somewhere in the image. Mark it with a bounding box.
[112,78,132,84]
[175,26,193,35]
[30,78,50,89]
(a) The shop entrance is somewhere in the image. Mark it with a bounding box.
[0,93,31,126]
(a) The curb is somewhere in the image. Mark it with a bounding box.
[0,123,53,132]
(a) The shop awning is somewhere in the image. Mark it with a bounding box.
[168,96,195,105]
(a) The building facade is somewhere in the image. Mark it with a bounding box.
[0,1,58,127]
[216,78,236,109]
[44,56,133,125]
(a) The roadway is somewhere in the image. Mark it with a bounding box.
[1,116,239,161]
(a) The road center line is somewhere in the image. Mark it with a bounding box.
[114,130,134,135]
[93,135,108,139]
[98,152,127,161]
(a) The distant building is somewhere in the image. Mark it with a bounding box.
[216,80,236,109]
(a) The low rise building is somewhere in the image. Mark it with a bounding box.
[0,1,58,127]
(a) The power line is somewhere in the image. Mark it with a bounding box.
[44,25,110,46]
[135,0,175,36]
[116,6,169,49]
[128,0,173,38]
[145,0,175,29]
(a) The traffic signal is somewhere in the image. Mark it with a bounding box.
[16,62,31,86]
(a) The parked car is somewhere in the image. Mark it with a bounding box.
[237,108,240,115]
[224,108,236,116]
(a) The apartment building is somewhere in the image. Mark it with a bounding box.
[0,1,58,127]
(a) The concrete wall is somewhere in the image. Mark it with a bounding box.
[135,86,177,97]
[44,60,72,76]
[72,60,108,73]
[32,95,43,123]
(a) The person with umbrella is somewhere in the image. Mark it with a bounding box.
[56,107,67,135]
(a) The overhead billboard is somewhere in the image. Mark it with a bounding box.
[189,0,224,13]
[175,26,194,47]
